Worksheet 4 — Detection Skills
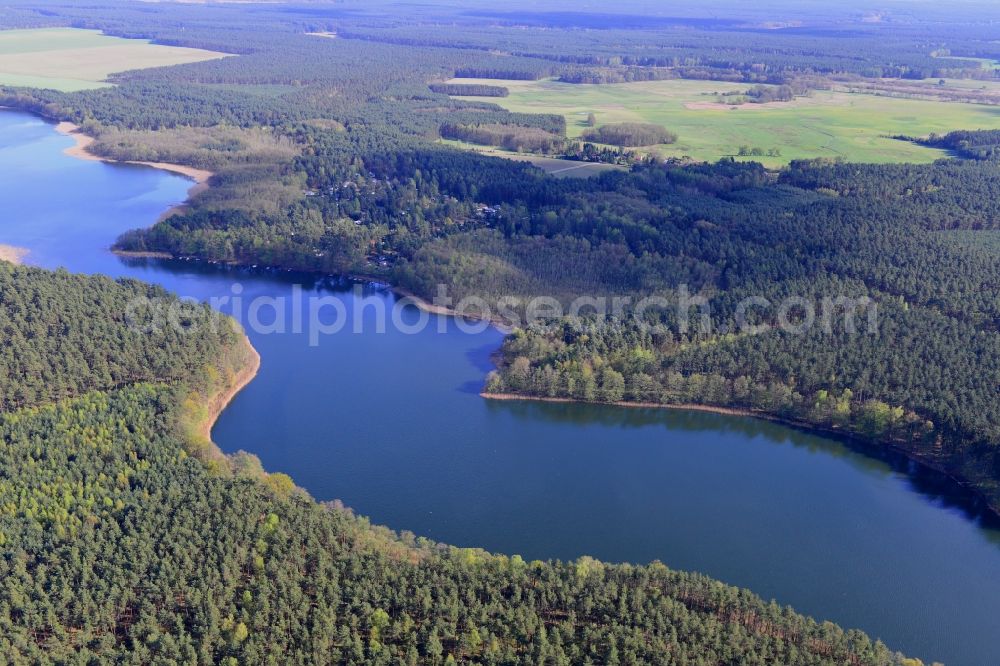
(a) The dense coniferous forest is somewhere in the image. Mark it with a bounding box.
[0,265,911,664]
[429,83,509,97]
[3,0,999,513]
[4,0,1000,661]
[0,264,237,412]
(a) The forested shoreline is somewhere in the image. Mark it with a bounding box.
[1,0,993,515]
[477,391,999,521]
[2,0,999,661]
[108,145,1000,512]
[0,265,913,664]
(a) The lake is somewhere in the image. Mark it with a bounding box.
[2,109,998,664]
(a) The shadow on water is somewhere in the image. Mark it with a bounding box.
[456,379,485,395]
[125,254,1000,535]
[118,256,364,291]
[465,340,501,374]
[457,341,501,394]
[9,105,1000,666]
[487,397,1000,533]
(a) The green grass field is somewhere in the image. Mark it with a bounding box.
[440,138,626,178]
[448,77,1000,165]
[0,28,227,92]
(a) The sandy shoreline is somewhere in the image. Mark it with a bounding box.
[199,333,262,443]
[54,121,213,209]
[346,274,514,333]
[53,121,258,449]
[391,285,513,332]
[481,392,764,418]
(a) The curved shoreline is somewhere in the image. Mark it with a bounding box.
[15,110,250,446]
[54,121,212,217]
[482,392,759,417]
[482,391,1000,519]
[364,279,514,333]
[200,332,262,444]
[33,110,1000,524]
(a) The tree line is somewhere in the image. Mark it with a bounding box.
[0,266,911,664]
[429,83,509,97]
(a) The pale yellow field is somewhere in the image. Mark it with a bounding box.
[0,28,228,91]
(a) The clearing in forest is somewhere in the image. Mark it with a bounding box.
[446,77,1000,165]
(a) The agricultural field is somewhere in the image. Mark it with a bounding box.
[440,138,626,178]
[448,77,1000,165]
[0,28,226,92]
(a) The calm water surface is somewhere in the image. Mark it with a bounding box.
[2,110,998,664]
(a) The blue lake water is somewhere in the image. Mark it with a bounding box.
[2,109,999,664]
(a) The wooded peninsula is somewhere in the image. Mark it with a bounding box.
[4,0,1000,662]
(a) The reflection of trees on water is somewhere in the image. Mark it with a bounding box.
[114,255,1000,538]
[487,397,1000,534]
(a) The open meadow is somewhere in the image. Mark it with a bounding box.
[439,138,627,177]
[448,77,1000,165]
[0,28,226,91]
